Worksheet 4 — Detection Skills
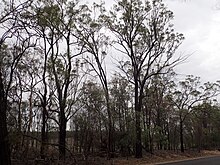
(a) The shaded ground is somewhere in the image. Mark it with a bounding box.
[12,150,220,165]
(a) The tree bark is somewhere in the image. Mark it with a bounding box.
[59,108,67,160]
[135,82,142,158]
[106,94,114,158]
[0,72,11,165]
[180,120,184,152]
[40,104,47,159]
[40,41,48,159]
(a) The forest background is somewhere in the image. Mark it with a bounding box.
[1,0,220,164]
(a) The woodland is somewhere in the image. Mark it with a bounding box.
[1,0,220,164]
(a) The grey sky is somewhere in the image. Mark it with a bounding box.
[165,0,220,82]
[87,0,220,82]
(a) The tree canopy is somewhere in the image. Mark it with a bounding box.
[0,0,220,164]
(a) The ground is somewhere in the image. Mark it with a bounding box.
[82,150,220,165]
[110,150,220,165]
[12,150,220,165]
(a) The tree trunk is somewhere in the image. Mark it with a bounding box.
[59,108,67,160]
[148,108,153,154]
[135,82,142,158]
[167,122,171,150]
[135,111,142,158]
[41,34,48,159]
[143,108,148,152]
[105,90,114,158]
[40,105,47,159]
[0,73,11,165]
[180,120,184,152]
[26,88,33,153]
[74,123,79,153]
[108,120,113,157]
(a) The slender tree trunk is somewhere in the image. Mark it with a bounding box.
[59,107,67,160]
[149,124,153,153]
[180,120,184,152]
[41,31,48,159]
[74,123,79,153]
[26,87,33,152]
[0,72,11,165]
[173,126,177,151]
[135,82,142,158]
[17,92,23,153]
[135,110,142,157]
[106,96,114,158]
[197,124,202,153]
[40,104,47,159]
[156,109,163,150]
[143,107,148,152]
[167,122,171,150]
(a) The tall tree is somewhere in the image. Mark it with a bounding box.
[76,3,115,158]
[104,0,184,158]
[32,0,85,159]
[0,0,33,163]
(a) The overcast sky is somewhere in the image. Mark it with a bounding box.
[164,0,220,82]
[88,0,220,82]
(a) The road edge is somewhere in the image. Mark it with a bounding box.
[155,154,220,165]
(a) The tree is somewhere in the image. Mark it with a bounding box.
[192,102,220,150]
[104,0,184,158]
[7,48,41,158]
[76,3,115,158]
[143,72,175,152]
[0,1,34,163]
[77,81,106,159]
[170,75,220,152]
[110,74,133,156]
[31,0,85,159]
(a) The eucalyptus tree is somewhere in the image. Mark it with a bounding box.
[18,0,66,157]
[25,4,54,159]
[10,0,51,158]
[75,3,115,158]
[104,0,184,158]
[0,46,11,165]
[0,0,35,163]
[29,0,86,159]
[170,75,220,152]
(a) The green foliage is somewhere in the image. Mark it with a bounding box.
[2,0,220,161]
[36,4,61,28]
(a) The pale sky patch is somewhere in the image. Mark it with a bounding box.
[87,0,220,82]
[165,0,220,82]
